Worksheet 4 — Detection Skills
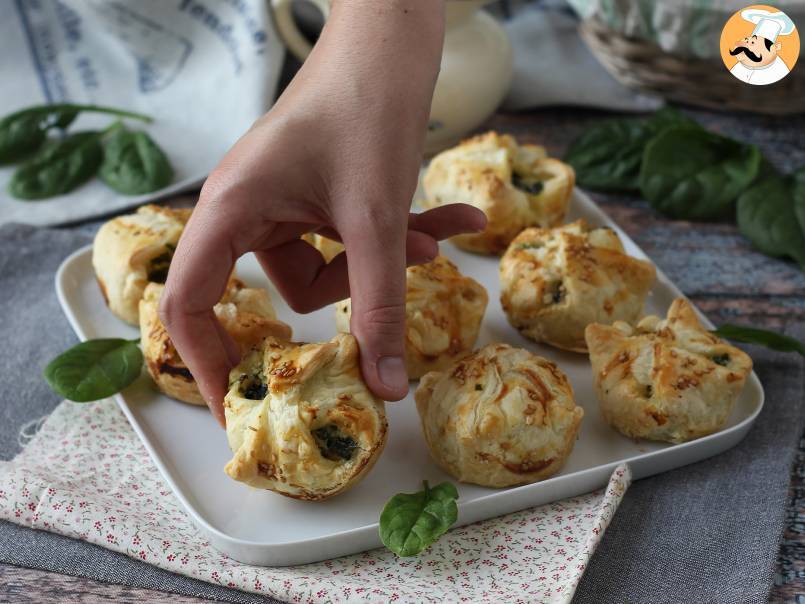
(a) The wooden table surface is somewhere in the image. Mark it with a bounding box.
[1,106,803,603]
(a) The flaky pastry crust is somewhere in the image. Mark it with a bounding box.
[224,334,387,500]
[335,256,488,378]
[415,344,583,487]
[421,131,574,254]
[93,204,193,325]
[585,298,753,443]
[500,220,656,352]
[139,280,292,405]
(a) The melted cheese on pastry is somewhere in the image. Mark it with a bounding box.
[500,220,656,352]
[585,298,753,443]
[224,334,387,500]
[415,343,583,487]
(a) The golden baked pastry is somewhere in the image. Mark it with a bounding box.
[500,220,656,352]
[421,131,574,254]
[415,343,584,487]
[585,298,753,444]
[139,280,292,405]
[335,256,488,379]
[301,233,344,263]
[93,204,193,325]
[224,333,387,500]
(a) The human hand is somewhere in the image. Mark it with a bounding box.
[160,0,486,426]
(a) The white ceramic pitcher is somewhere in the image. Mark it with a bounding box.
[270,0,513,153]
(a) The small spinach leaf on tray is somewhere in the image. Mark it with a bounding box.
[379,480,459,557]
[640,127,761,220]
[44,338,143,402]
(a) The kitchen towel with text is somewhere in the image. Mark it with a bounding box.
[0,0,284,226]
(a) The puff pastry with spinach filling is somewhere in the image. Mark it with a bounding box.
[335,256,488,379]
[422,131,574,255]
[586,298,752,443]
[500,219,656,352]
[224,334,387,500]
[92,204,192,325]
[139,279,291,406]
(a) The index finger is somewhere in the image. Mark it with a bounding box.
[159,205,249,426]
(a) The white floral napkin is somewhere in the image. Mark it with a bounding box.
[0,400,631,603]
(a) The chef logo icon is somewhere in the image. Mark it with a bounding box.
[720,4,799,85]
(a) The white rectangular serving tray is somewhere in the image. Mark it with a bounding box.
[56,188,764,566]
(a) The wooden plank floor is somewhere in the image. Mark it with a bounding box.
[1,106,802,602]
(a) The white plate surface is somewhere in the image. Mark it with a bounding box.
[55,189,764,566]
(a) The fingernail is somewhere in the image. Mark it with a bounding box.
[377,356,409,394]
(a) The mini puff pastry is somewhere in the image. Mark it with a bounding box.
[139,280,292,406]
[422,131,574,255]
[93,204,193,325]
[585,298,752,444]
[335,256,488,379]
[301,233,344,263]
[415,344,584,487]
[500,220,656,352]
[224,334,387,500]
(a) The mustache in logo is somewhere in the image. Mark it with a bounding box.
[730,46,763,62]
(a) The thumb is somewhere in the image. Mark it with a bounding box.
[340,214,414,401]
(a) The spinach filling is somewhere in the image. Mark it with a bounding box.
[547,280,565,304]
[512,173,544,196]
[147,243,175,284]
[711,354,730,367]
[312,424,358,461]
[239,374,268,400]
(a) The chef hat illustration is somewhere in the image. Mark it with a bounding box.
[741,8,796,42]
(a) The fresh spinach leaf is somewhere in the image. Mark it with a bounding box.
[564,108,697,192]
[44,339,144,402]
[640,127,761,220]
[8,131,104,200]
[712,325,804,357]
[99,126,173,195]
[0,103,150,165]
[379,480,459,557]
[736,172,805,269]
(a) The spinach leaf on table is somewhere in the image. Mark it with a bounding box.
[44,339,144,402]
[379,480,459,557]
[736,171,805,269]
[8,131,104,200]
[640,127,761,220]
[564,108,697,193]
[99,126,174,195]
[712,325,805,357]
[0,103,150,165]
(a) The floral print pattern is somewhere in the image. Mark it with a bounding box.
[0,401,630,603]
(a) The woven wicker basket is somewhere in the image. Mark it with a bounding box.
[579,18,804,115]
